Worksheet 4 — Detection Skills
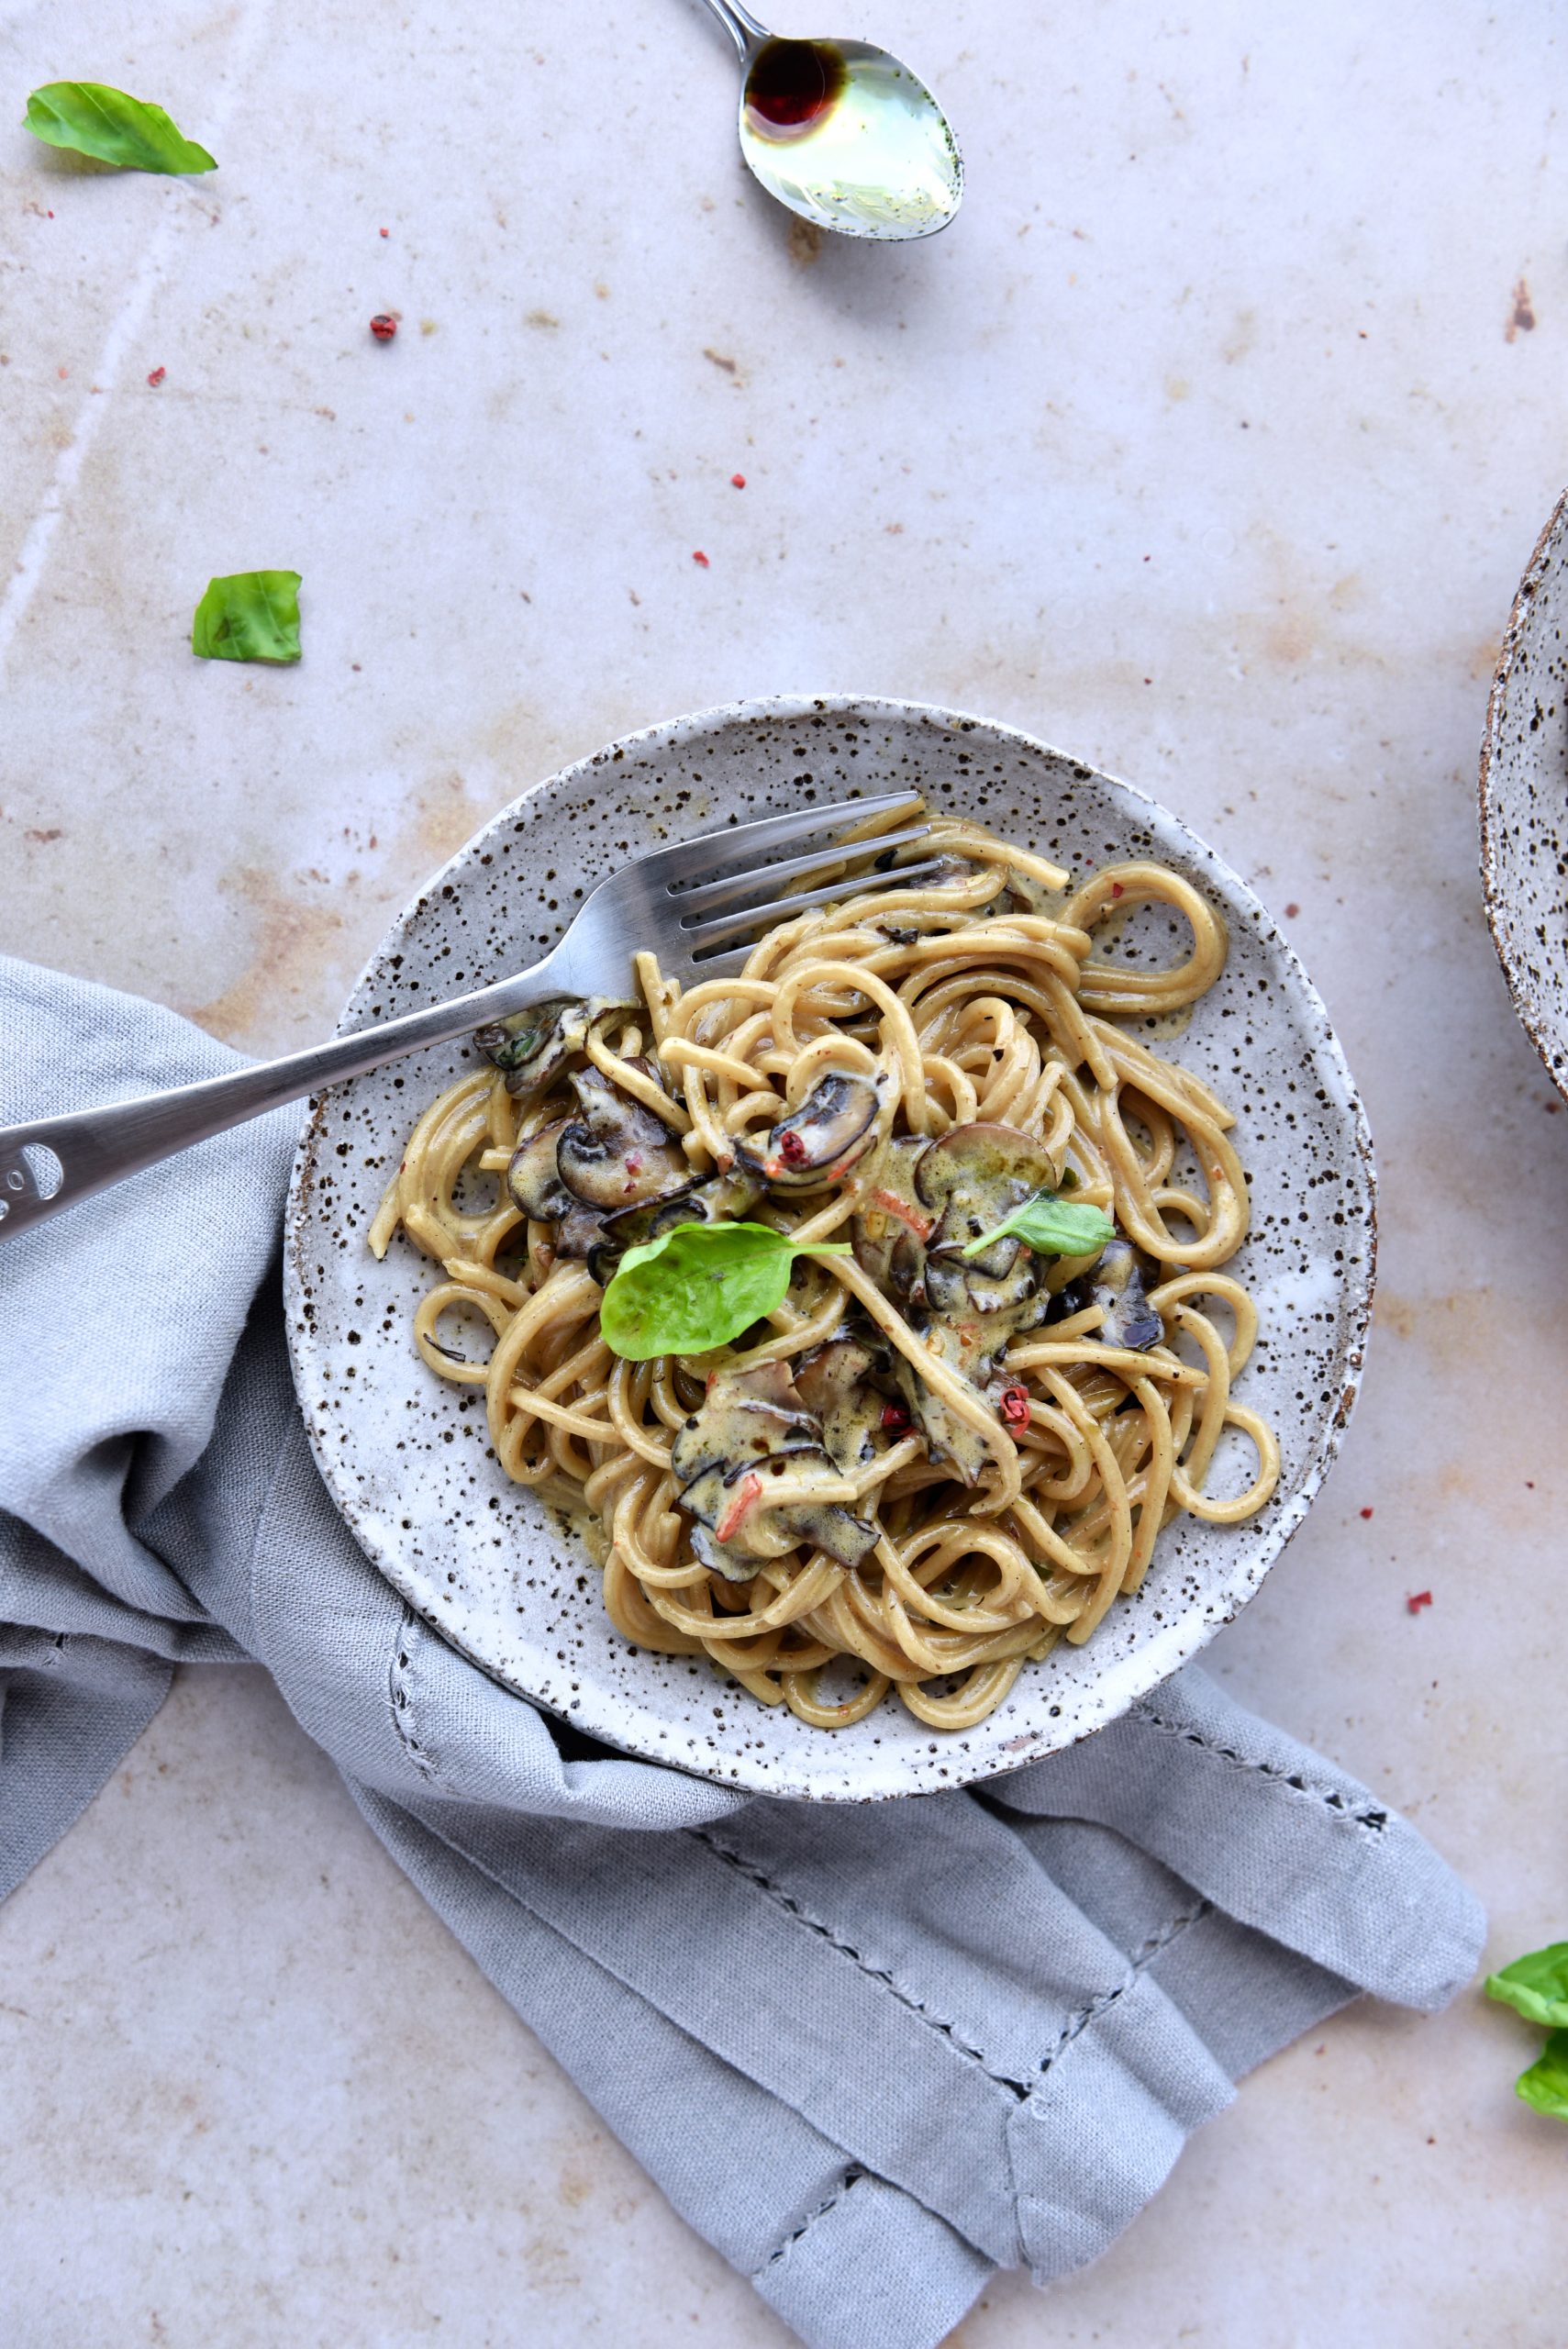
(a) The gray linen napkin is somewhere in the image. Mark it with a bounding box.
[0,955,1485,2349]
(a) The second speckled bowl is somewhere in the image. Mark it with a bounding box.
[284,697,1375,1801]
[1480,485,1568,1102]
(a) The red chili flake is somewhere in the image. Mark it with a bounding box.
[371,314,397,340]
[1110,881,1124,899]
[880,1401,912,1431]
[1407,1590,1433,1614]
[1359,1505,1373,1520]
[692,549,710,567]
[1284,901,1300,918]
[777,1129,807,1164]
[147,365,166,387]
[716,1471,763,1543]
[379,226,390,238]
[731,473,746,488]
[871,1186,933,1240]
[998,1384,1031,1430]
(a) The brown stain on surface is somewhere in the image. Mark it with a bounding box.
[189,868,346,1045]
[1468,629,1503,681]
[403,769,495,872]
[1222,307,1258,364]
[1505,278,1536,341]
[1374,1291,1416,1340]
[787,216,825,266]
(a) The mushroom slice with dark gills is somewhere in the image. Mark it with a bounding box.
[851,1132,932,1304]
[1054,1237,1163,1351]
[555,1065,691,1212]
[473,996,633,1098]
[506,1117,574,1222]
[554,1203,610,1261]
[924,1249,1051,1341]
[795,1338,884,1473]
[915,1122,1061,1277]
[585,1163,765,1286]
[672,1361,877,1581]
[736,1067,889,1191]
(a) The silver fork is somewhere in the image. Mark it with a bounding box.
[0,791,937,1241]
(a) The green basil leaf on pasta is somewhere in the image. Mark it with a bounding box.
[1515,2030,1568,2123]
[25,82,217,173]
[1485,1943,1568,2030]
[599,1220,851,1361]
[962,1191,1115,1263]
[192,571,302,663]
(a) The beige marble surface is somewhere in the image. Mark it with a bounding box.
[3,0,1567,2340]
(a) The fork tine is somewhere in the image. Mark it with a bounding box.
[671,822,930,915]
[628,789,923,890]
[682,857,952,952]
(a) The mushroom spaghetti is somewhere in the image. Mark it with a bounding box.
[368,808,1279,1732]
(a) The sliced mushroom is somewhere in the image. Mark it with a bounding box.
[890,1316,995,1486]
[682,1452,877,1577]
[1082,1238,1162,1350]
[795,1338,883,1472]
[554,1203,609,1260]
[923,1250,1049,1341]
[915,1122,1061,1276]
[736,1068,888,1190]
[672,1361,875,1578]
[670,1361,819,1489]
[506,1118,574,1221]
[473,996,633,1097]
[966,1258,1051,1332]
[556,1065,691,1212]
[585,1163,765,1286]
[851,1132,932,1304]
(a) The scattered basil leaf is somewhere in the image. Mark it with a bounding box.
[1515,2030,1568,2124]
[1485,1943,1568,2031]
[25,82,217,174]
[962,1191,1116,1263]
[192,571,302,664]
[600,1220,851,1361]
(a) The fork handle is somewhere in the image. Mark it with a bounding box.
[0,952,571,1243]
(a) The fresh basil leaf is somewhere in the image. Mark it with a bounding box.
[962,1191,1116,1263]
[192,571,302,664]
[1485,1943,1568,2030]
[25,82,216,173]
[1516,2030,1568,2123]
[600,1220,851,1362]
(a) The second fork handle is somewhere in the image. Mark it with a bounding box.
[0,952,571,1244]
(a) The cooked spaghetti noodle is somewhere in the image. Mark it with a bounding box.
[369,808,1279,1732]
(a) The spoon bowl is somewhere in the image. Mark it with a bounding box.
[700,5,962,240]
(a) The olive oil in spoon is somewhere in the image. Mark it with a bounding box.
[694,1,962,240]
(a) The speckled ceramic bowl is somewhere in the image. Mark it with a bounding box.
[1480,486,1568,1102]
[284,697,1375,1800]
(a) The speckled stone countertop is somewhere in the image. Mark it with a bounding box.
[2,3,1565,2342]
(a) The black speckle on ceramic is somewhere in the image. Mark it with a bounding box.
[283,697,1376,1802]
[1480,488,1568,1104]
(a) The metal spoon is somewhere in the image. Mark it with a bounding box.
[694,2,962,241]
